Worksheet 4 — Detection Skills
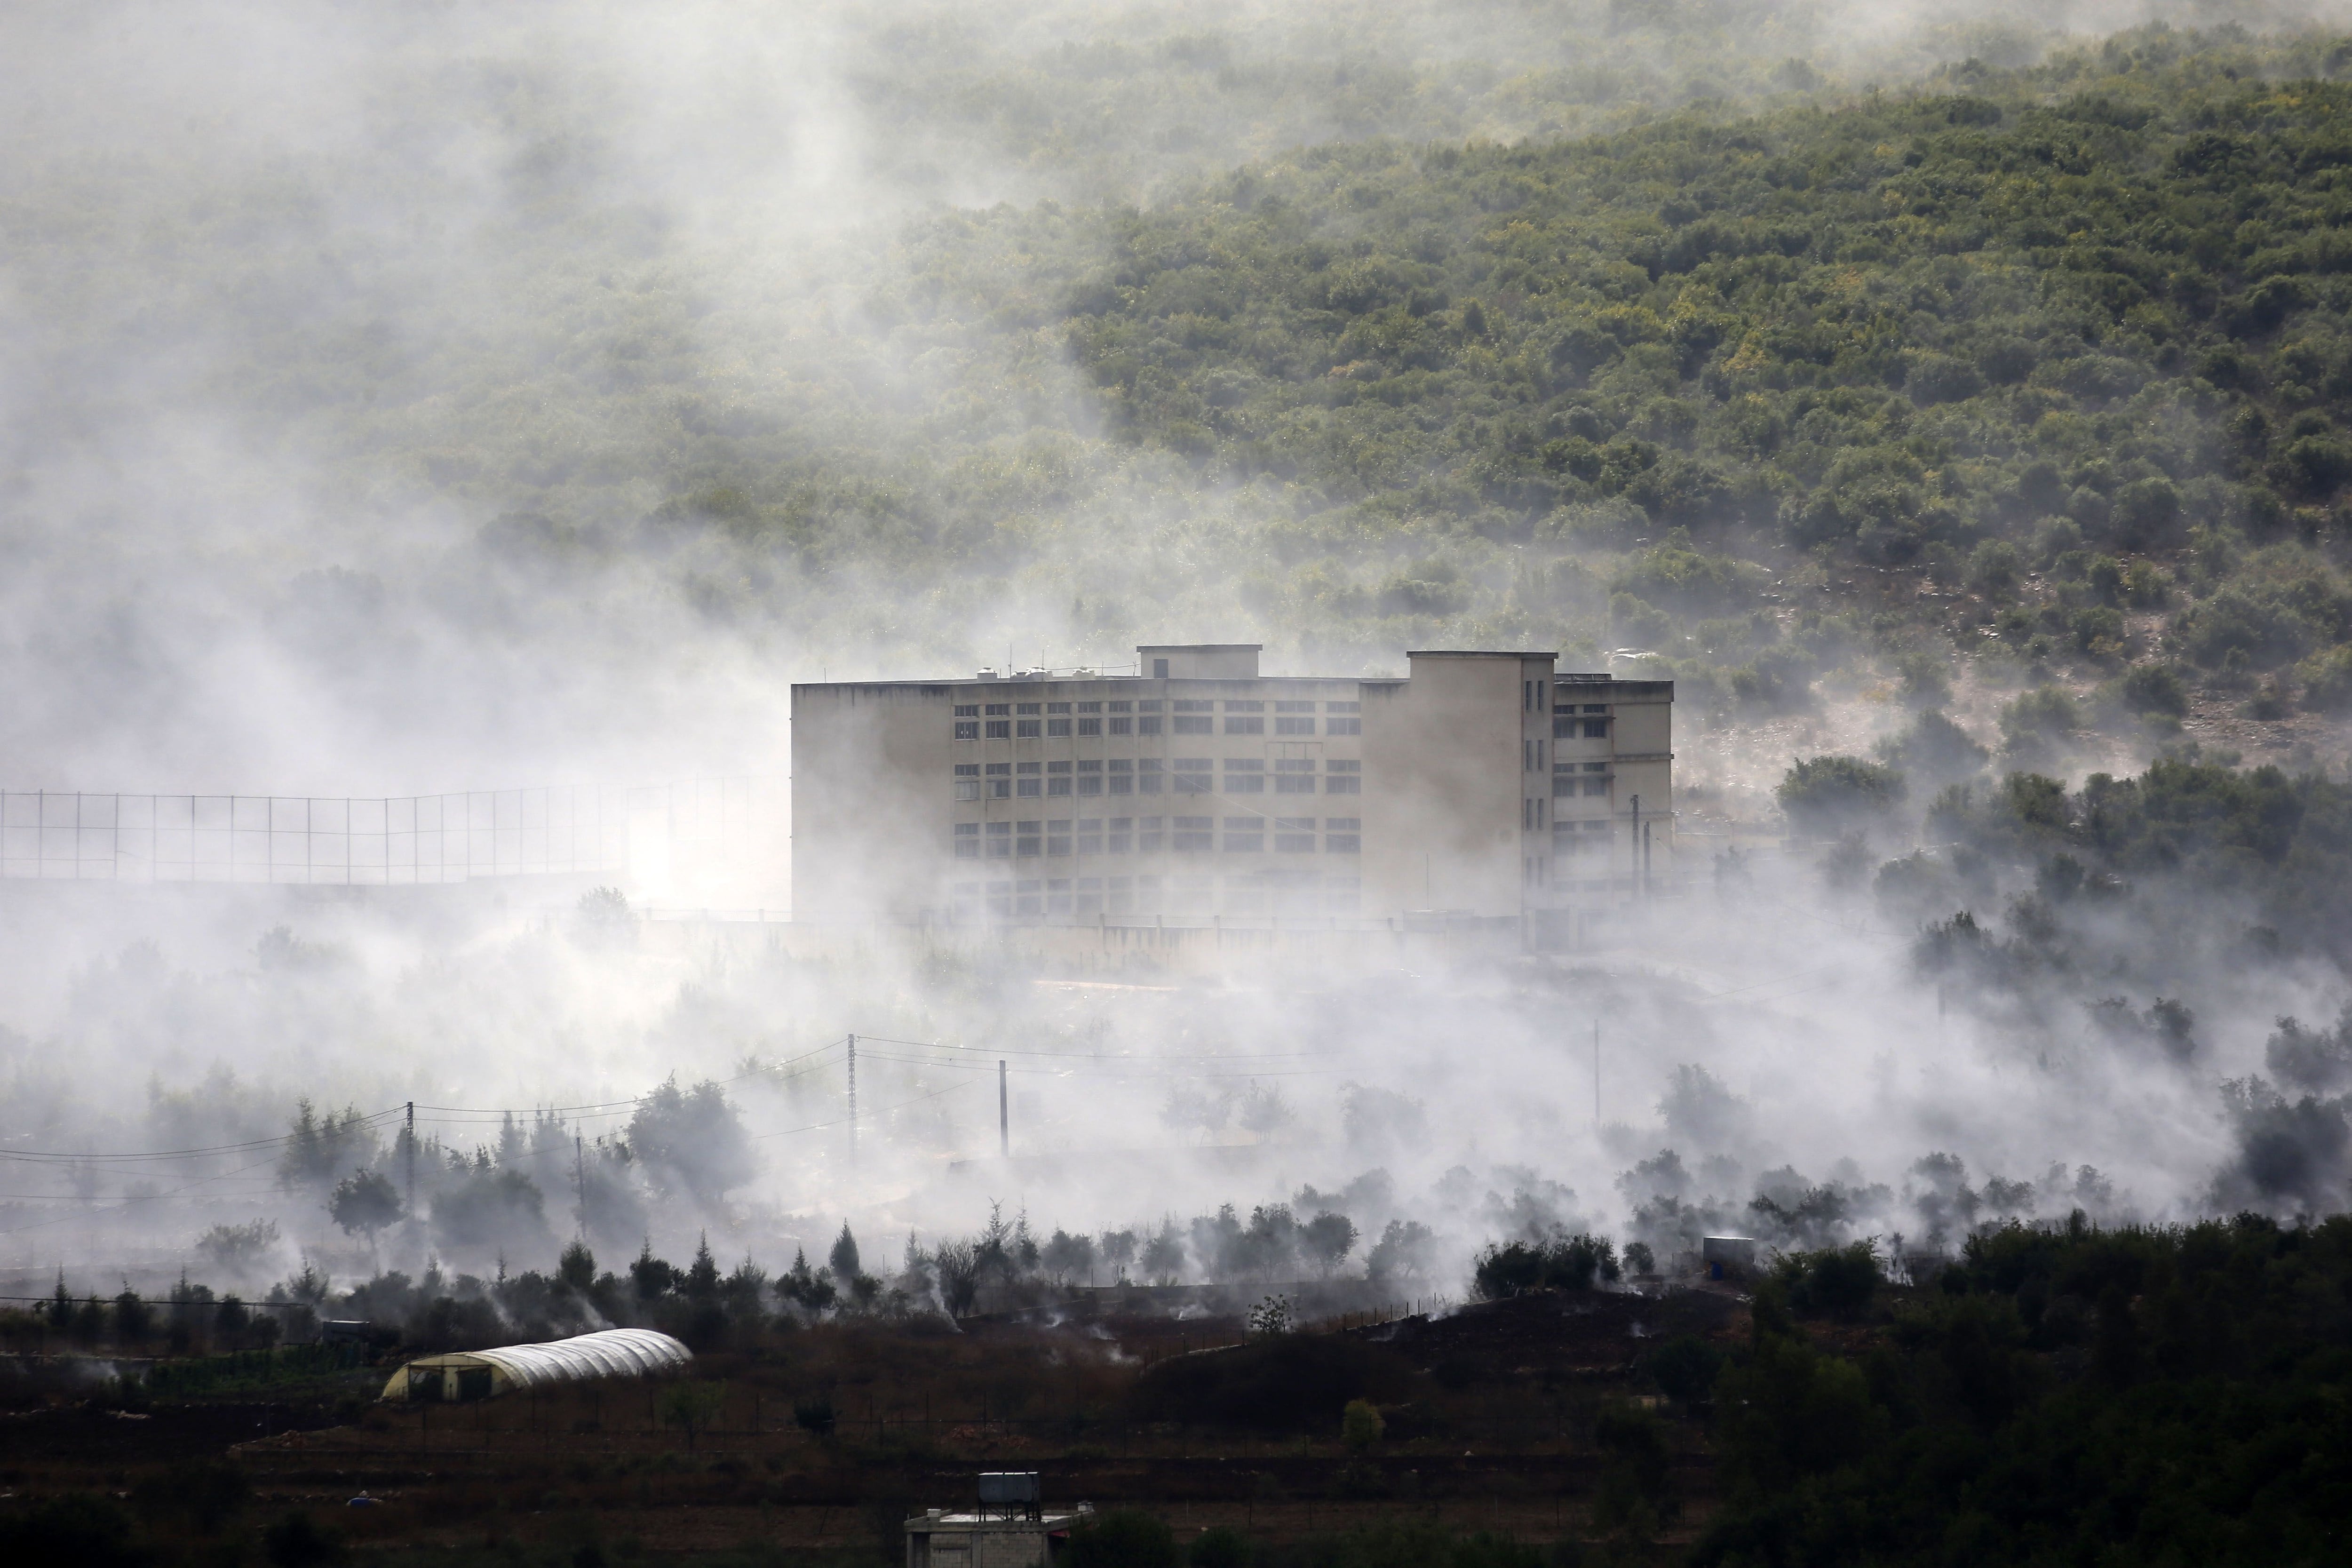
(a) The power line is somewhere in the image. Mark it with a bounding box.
[0,1107,406,1164]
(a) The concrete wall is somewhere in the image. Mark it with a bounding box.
[1361,652,1553,917]
[790,681,953,922]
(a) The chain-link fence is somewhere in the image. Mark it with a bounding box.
[0,778,772,885]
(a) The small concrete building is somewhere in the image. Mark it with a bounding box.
[791,643,1672,934]
[378,1327,690,1402]
[905,1475,1085,1568]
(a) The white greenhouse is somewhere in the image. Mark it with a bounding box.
[379,1327,692,1403]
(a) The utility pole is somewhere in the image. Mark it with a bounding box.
[846,1034,858,1170]
[1629,795,1641,898]
[999,1060,1009,1158]
[404,1101,415,1222]
[573,1133,587,1242]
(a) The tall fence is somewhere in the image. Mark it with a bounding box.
[0,778,773,886]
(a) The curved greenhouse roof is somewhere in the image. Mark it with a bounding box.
[381,1328,691,1402]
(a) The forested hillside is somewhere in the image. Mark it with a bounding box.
[841,27,2352,746]
[13,15,2352,779]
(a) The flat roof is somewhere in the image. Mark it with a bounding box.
[1136,642,1262,651]
[1406,650,1559,659]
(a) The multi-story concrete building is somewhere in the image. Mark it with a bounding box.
[790,645,1670,930]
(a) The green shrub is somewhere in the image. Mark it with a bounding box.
[1066,1510,1177,1568]
[1777,756,1906,836]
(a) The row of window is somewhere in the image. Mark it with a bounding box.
[952,874,1361,919]
[953,816,1363,858]
[953,758,1363,799]
[954,700,1362,715]
[1553,717,1611,740]
[957,715,1362,739]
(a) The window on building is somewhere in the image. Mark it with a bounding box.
[1048,820,1072,855]
[1586,761,1607,771]
[1584,704,1608,714]
[1326,817,1361,853]
[1077,717,1101,737]
[1173,816,1214,852]
[1077,701,1101,713]
[1018,777,1041,798]
[1108,700,1132,712]
[1138,816,1165,852]
[1225,715,1264,734]
[1552,774,1574,797]
[1108,716,1133,735]
[1108,817,1133,853]
[1047,717,1072,737]
[1017,702,1042,715]
[1223,817,1263,852]
[1327,701,1360,713]
[1016,879,1041,916]
[1275,771,1316,794]
[1137,700,1163,712]
[956,778,981,801]
[986,821,1013,857]
[1224,758,1265,792]
[985,703,1010,716]
[1153,658,1170,677]
[955,704,980,717]
[1327,716,1361,735]
[1077,819,1103,854]
[1048,775,1072,796]
[1048,760,1072,772]
[1047,702,1071,714]
[1275,700,1316,712]
[1138,757,1164,792]
[986,720,1011,739]
[1226,700,1263,712]
[1326,769,1361,795]
[1584,719,1608,739]
[1173,714,1212,734]
[1276,716,1315,734]
[1174,699,1214,710]
[1584,778,1610,796]
[954,720,980,740]
[1552,717,1575,739]
[987,880,1012,916]
[1108,759,1133,795]
[1174,760,1212,794]
[1274,817,1316,852]
[1138,715,1163,735]
[1017,821,1042,856]
[956,763,980,775]
[1075,876,1102,916]
[1078,761,1103,796]
[1017,719,1042,738]
[954,822,980,858]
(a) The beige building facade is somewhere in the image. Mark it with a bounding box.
[790,645,1670,931]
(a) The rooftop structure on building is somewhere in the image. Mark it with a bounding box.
[904,1473,1085,1568]
[791,644,1671,938]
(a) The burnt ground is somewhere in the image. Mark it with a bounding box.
[0,1284,1747,1560]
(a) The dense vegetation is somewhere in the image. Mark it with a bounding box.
[1694,1215,2352,1568]
[839,27,2352,712]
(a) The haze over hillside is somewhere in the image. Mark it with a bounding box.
[1,0,2351,1358]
